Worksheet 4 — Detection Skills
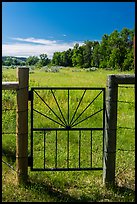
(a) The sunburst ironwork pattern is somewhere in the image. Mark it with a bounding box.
[32,87,105,130]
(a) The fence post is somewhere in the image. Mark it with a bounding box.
[103,75,118,186]
[16,67,29,184]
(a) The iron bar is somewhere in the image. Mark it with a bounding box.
[31,167,103,171]
[72,108,103,128]
[68,89,69,125]
[33,109,65,127]
[34,90,66,126]
[91,130,92,168]
[30,89,34,171]
[55,130,57,168]
[33,127,104,131]
[67,130,69,168]
[70,89,86,125]
[44,131,46,169]
[51,89,67,125]
[103,88,106,164]
[79,130,81,168]
[31,87,105,90]
[71,90,103,126]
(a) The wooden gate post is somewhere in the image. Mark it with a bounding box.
[103,75,118,186]
[16,67,29,184]
[103,74,135,186]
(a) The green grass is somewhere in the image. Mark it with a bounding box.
[2,67,135,202]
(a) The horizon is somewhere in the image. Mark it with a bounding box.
[2,2,135,59]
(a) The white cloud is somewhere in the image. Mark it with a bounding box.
[3,37,84,58]
[12,37,57,45]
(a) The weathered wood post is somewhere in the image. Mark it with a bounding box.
[103,75,118,186]
[16,67,29,184]
[103,74,135,186]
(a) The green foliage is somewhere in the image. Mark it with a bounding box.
[38,54,51,67]
[26,56,39,66]
[99,28,134,71]
[51,27,134,71]
[26,54,51,68]
[72,44,83,67]
[52,49,73,67]
[122,49,134,71]
[2,56,26,66]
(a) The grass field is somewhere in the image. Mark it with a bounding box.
[2,67,135,202]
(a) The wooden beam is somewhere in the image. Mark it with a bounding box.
[2,82,19,90]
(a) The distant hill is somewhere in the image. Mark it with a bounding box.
[2,56,27,66]
[2,56,27,61]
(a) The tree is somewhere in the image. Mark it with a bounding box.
[72,43,84,67]
[99,34,110,68]
[66,49,73,67]
[60,50,72,67]
[26,56,39,66]
[107,48,121,69]
[52,52,62,66]
[50,27,134,71]
[98,28,134,70]
[82,41,93,68]
[3,57,12,66]
[120,27,134,46]
[91,43,101,67]
[39,54,49,66]
[122,49,134,71]
[36,54,51,67]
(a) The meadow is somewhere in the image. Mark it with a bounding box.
[2,67,135,202]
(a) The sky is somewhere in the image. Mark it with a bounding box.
[2,2,135,59]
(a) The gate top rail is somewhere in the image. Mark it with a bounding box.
[107,74,135,85]
[33,127,104,131]
[31,87,105,90]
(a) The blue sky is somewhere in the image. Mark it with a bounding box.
[2,2,135,58]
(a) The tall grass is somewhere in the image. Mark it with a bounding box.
[2,67,135,202]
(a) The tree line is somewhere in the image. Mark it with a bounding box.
[2,56,26,66]
[51,28,134,71]
[2,27,134,71]
[2,54,50,68]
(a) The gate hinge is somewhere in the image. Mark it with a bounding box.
[28,156,33,167]
[28,90,33,101]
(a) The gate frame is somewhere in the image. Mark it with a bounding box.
[30,87,106,171]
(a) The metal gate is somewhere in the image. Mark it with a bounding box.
[29,87,105,171]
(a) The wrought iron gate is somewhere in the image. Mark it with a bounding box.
[29,87,105,171]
